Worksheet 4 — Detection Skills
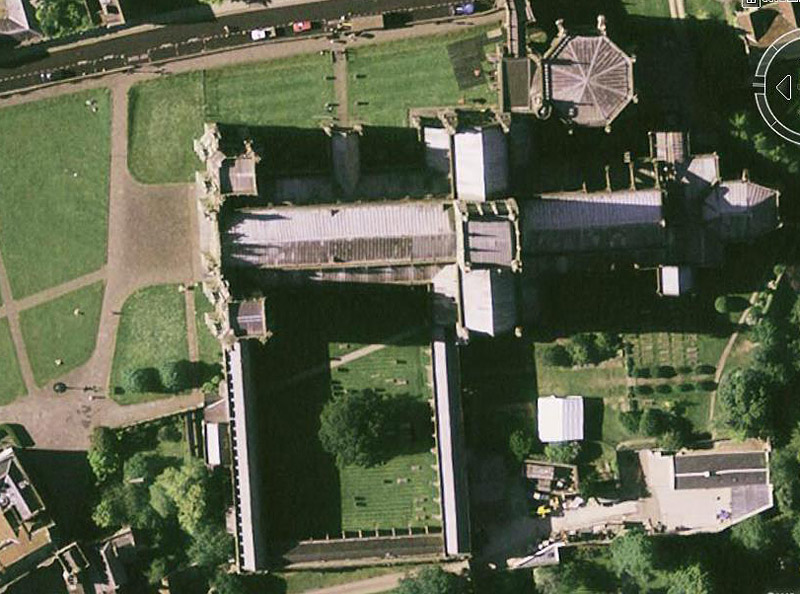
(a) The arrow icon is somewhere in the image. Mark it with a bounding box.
[777,74,792,101]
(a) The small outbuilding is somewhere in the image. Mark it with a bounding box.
[537,395,584,443]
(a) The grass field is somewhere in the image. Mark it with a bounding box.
[0,90,110,298]
[193,290,221,369]
[19,282,105,387]
[128,73,205,184]
[276,567,413,594]
[534,347,628,399]
[128,54,334,184]
[110,284,189,404]
[332,342,440,531]
[349,27,498,127]
[685,0,727,20]
[623,0,671,18]
[0,318,25,405]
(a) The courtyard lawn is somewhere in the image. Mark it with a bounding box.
[331,341,441,531]
[623,0,671,18]
[19,282,105,387]
[127,55,334,184]
[0,90,110,298]
[0,318,25,405]
[685,0,727,20]
[276,567,413,594]
[128,73,205,184]
[193,291,221,369]
[349,27,499,127]
[110,284,189,404]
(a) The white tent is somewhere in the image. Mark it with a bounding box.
[537,396,584,443]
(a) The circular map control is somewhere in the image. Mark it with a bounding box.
[754,29,800,145]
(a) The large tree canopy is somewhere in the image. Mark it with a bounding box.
[730,515,774,552]
[610,530,654,584]
[666,564,712,594]
[36,0,91,38]
[88,426,120,484]
[717,367,774,437]
[396,567,468,594]
[319,389,389,467]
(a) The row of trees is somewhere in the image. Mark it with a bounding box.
[620,406,691,450]
[541,332,621,368]
[123,360,220,394]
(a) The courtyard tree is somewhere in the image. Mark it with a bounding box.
[211,571,247,594]
[154,459,210,535]
[88,426,120,484]
[730,515,774,552]
[160,360,194,393]
[717,367,774,437]
[188,524,232,567]
[544,441,580,464]
[609,530,654,584]
[397,566,468,594]
[666,564,712,594]
[542,344,572,367]
[319,389,389,467]
[123,367,161,394]
[36,0,91,38]
[566,333,597,366]
[657,429,686,452]
[92,485,126,529]
[638,408,665,437]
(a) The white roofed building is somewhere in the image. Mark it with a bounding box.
[537,396,584,443]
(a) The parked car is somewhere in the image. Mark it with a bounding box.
[250,27,277,41]
[40,69,75,83]
[292,20,312,34]
[451,2,475,15]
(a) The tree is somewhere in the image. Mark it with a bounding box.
[509,429,535,463]
[35,0,91,38]
[92,486,126,529]
[544,441,581,464]
[211,571,247,594]
[771,447,800,514]
[620,410,642,434]
[567,334,598,366]
[397,567,468,594]
[149,482,177,519]
[188,524,232,567]
[610,530,654,584]
[318,390,389,467]
[730,515,773,552]
[595,332,621,360]
[154,459,209,535]
[791,516,800,550]
[667,564,712,594]
[542,344,572,367]
[535,560,618,594]
[639,408,665,437]
[88,427,120,484]
[717,368,773,437]
[146,557,170,586]
[123,367,161,394]
[658,429,686,451]
[160,360,194,393]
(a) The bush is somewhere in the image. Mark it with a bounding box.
[697,380,717,392]
[509,429,536,463]
[677,365,692,375]
[544,441,581,464]
[655,365,676,378]
[595,332,621,359]
[655,384,672,395]
[123,367,161,394]
[695,364,716,376]
[658,430,686,451]
[636,385,653,396]
[639,408,666,437]
[159,360,193,393]
[157,422,182,443]
[620,410,642,434]
[542,344,572,367]
[715,295,749,314]
[566,335,596,366]
[678,383,695,393]
[634,367,651,379]
[88,427,120,484]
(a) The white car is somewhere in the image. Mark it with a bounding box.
[250,27,276,41]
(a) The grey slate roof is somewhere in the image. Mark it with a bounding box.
[223,202,457,270]
[546,35,634,127]
[465,219,515,267]
[526,189,664,231]
[704,181,779,240]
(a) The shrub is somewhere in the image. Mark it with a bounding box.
[157,422,181,443]
[658,430,686,452]
[636,385,653,396]
[123,367,161,394]
[159,360,194,393]
[88,427,120,484]
[677,365,692,375]
[656,384,672,395]
[639,408,666,436]
[715,295,749,314]
[695,364,715,376]
[620,410,642,434]
[509,429,536,463]
[542,344,572,367]
[634,367,651,379]
[655,365,676,378]
[567,334,596,366]
[678,383,695,393]
[697,380,717,392]
[544,441,581,464]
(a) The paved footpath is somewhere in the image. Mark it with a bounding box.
[0,12,502,450]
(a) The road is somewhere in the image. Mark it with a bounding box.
[0,0,456,94]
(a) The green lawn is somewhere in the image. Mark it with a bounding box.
[623,0,671,17]
[110,284,189,404]
[128,73,205,184]
[331,342,440,531]
[19,282,105,387]
[0,318,25,405]
[193,290,221,368]
[0,90,110,298]
[259,567,415,594]
[128,54,334,184]
[685,0,727,20]
[349,27,498,127]
[534,346,628,399]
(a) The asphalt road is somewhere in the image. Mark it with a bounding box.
[0,0,457,94]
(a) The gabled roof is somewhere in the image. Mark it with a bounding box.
[0,0,32,35]
[526,189,664,231]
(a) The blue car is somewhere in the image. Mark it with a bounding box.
[451,2,475,15]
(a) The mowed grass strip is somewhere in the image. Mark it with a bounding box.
[127,54,334,184]
[0,90,110,298]
[534,345,628,399]
[349,27,498,127]
[111,284,189,404]
[331,342,441,531]
[0,318,26,405]
[20,282,105,387]
[194,290,221,368]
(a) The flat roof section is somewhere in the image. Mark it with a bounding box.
[673,452,767,474]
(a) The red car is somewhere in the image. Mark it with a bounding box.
[292,20,312,33]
